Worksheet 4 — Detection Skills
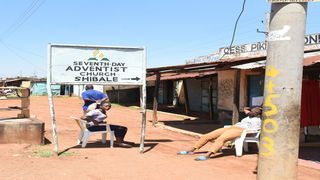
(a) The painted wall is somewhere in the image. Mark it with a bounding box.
[217,70,235,111]
[31,82,60,95]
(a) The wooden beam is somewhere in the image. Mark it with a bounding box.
[232,70,241,124]
[208,81,214,121]
[183,79,190,115]
[152,73,160,126]
[19,89,30,118]
[234,69,240,110]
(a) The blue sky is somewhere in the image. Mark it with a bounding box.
[0,0,319,78]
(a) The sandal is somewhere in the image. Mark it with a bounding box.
[194,156,210,161]
[177,151,193,155]
[115,142,132,148]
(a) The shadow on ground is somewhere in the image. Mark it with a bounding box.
[60,139,176,155]
[160,119,224,134]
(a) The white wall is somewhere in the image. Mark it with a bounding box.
[73,84,104,97]
[73,85,85,97]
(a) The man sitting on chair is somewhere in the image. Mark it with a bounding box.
[81,101,132,148]
[177,106,262,161]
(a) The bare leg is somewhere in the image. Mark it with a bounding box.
[204,151,214,159]
[185,147,196,154]
[115,138,132,148]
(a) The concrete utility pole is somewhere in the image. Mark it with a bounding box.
[258,2,308,180]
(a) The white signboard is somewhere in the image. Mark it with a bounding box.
[219,33,320,59]
[185,51,219,64]
[48,44,146,85]
[219,41,267,60]
[268,0,320,2]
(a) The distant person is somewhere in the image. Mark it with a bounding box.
[177,107,262,161]
[81,85,109,113]
[81,101,132,148]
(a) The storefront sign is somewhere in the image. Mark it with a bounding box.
[219,33,320,59]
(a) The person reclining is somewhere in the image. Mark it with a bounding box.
[81,101,132,148]
[178,106,262,161]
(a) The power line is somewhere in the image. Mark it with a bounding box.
[0,0,47,77]
[0,39,46,73]
[221,0,247,59]
[150,18,262,54]
[0,40,45,58]
[0,0,46,39]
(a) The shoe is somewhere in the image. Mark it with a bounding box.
[194,156,210,161]
[115,142,132,148]
[177,151,193,155]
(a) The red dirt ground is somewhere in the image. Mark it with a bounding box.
[0,96,319,180]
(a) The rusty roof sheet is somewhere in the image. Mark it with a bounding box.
[147,56,266,73]
[147,54,320,75]
[146,71,216,81]
[231,60,266,69]
[304,54,320,66]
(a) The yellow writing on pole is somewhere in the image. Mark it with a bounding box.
[264,94,280,116]
[261,137,275,156]
[262,118,279,133]
[266,65,280,77]
[265,80,275,93]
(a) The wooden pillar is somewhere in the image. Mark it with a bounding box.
[152,73,160,126]
[208,81,214,121]
[234,69,241,110]
[19,88,30,118]
[117,85,120,104]
[232,70,241,124]
[183,79,190,115]
[231,103,239,125]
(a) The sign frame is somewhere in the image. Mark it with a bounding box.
[47,43,147,154]
[48,44,146,86]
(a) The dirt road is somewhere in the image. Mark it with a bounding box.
[0,96,319,180]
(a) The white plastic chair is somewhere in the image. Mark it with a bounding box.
[70,116,114,148]
[224,125,260,156]
[234,129,260,157]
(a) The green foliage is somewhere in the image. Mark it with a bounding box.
[32,148,76,158]
[32,149,54,158]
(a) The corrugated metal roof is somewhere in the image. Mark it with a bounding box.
[147,56,266,73]
[304,55,320,66]
[146,54,320,81]
[146,71,216,81]
[231,60,266,69]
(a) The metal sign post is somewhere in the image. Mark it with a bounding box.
[47,44,147,154]
[47,44,59,156]
[139,48,147,153]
